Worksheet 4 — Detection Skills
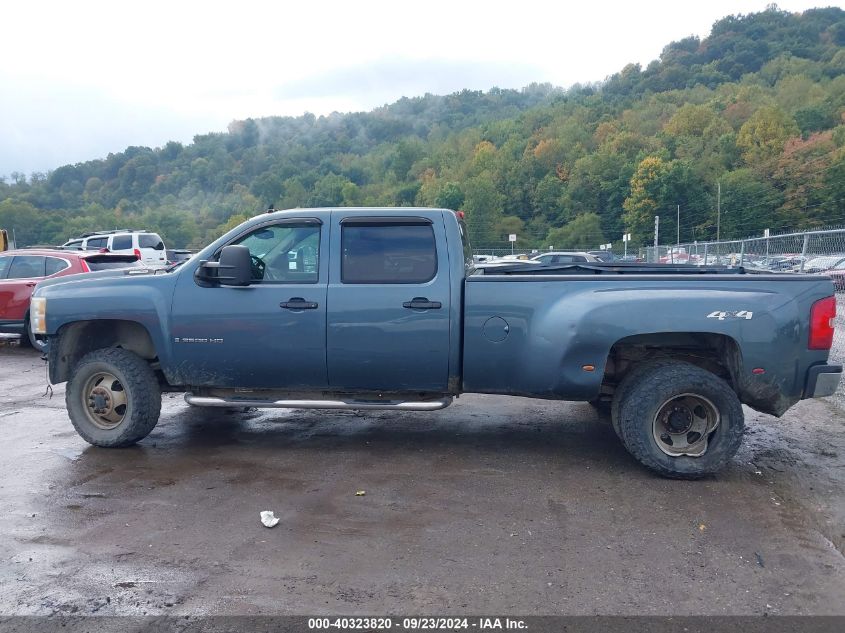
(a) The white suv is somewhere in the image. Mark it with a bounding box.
[62,230,167,267]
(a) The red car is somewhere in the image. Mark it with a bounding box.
[0,248,142,350]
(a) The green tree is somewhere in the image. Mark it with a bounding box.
[623,157,670,243]
[718,169,783,238]
[495,215,525,244]
[736,106,799,163]
[462,172,504,247]
[435,182,465,210]
[544,213,606,250]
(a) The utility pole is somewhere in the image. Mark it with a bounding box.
[676,204,680,245]
[653,215,659,263]
[716,181,721,243]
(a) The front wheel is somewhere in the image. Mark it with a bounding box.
[615,361,744,479]
[66,348,161,447]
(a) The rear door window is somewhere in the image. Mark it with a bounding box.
[111,234,133,250]
[7,256,45,279]
[139,234,164,250]
[83,258,144,271]
[0,255,10,278]
[45,257,71,276]
[341,222,437,284]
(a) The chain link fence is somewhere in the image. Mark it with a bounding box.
[640,228,845,272]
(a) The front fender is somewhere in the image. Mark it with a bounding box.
[37,272,178,377]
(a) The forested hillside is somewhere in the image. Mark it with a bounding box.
[2,5,845,250]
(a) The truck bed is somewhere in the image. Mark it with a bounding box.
[462,270,834,415]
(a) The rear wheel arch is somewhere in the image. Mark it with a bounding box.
[50,320,158,384]
[601,332,743,396]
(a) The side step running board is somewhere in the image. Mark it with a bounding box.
[184,394,453,412]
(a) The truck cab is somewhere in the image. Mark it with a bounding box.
[169,208,461,394]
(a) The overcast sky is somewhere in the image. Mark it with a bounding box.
[0,0,837,178]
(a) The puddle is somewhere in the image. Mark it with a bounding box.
[50,447,83,461]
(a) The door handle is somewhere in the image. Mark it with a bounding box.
[402,297,442,310]
[25,282,37,287]
[280,297,318,310]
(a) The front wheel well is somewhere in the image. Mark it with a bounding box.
[50,320,157,384]
[601,332,742,396]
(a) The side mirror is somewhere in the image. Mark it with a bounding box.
[196,245,252,287]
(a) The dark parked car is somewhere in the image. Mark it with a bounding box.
[766,256,805,271]
[0,249,142,350]
[588,250,617,262]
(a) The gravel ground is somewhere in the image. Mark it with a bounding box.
[0,342,843,616]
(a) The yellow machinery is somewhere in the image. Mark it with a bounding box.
[0,229,8,252]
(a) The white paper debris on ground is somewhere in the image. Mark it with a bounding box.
[260,510,280,528]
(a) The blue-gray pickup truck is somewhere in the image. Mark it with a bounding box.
[31,208,842,478]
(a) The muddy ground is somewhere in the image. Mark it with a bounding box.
[0,342,843,616]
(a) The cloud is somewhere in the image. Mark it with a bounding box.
[0,75,223,178]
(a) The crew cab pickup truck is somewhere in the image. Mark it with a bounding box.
[31,208,842,478]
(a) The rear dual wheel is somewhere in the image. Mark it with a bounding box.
[611,361,744,479]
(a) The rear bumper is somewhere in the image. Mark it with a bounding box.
[804,364,843,398]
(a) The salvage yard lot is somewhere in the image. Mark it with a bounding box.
[1,343,844,615]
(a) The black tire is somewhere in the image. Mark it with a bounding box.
[610,359,677,440]
[588,398,612,415]
[22,313,48,353]
[66,348,161,447]
[18,314,34,348]
[615,361,744,479]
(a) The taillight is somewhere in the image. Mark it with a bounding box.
[80,259,90,273]
[809,296,836,350]
[134,248,141,260]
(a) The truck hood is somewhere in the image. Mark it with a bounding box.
[34,267,162,294]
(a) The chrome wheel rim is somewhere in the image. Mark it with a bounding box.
[652,393,719,457]
[82,372,128,429]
